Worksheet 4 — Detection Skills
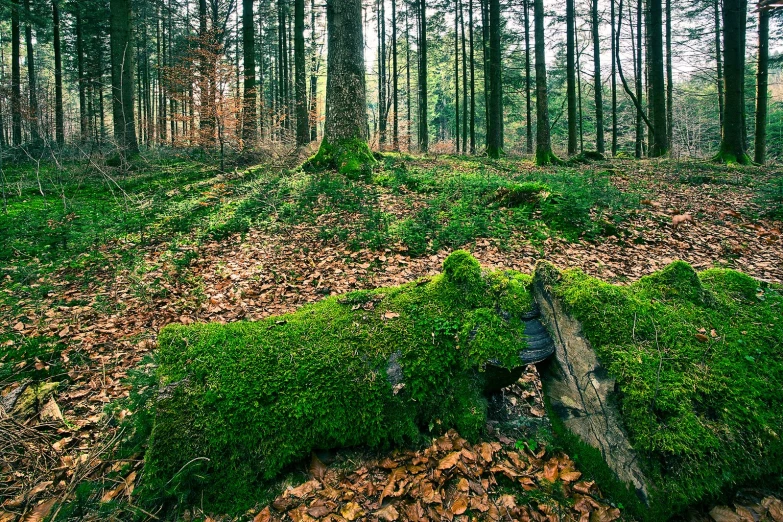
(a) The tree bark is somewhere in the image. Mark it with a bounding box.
[309,0,375,175]
[243,0,258,142]
[665,0,673,150]
[392,0,399,150]
[610,0,617,155]
[109,0,139,153]
[648,0,668,156]
[24,0,40,144]
[524,0,532,155]
[714,0,724,130]
[469,0,477,154]
[534,0,558,165]
[309,0,318,141]
[53,0,65,147]
[715,0,748,163]
[11,0,22,146]
[753,8,769,164]
[295,0,308,145]
[454,0,460,153]
[566,0,578,155]
[486,0,502,158]
[592,0,605,154]
[75,6,88,144]
[460,0,468,154]
[417,0,428,152]
[634,0,643,158]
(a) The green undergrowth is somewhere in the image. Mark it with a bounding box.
[539,261,783,519]
[133,251,535,513]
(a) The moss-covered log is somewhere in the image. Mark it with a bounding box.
[140,251,537,512]
[534,260,783,520]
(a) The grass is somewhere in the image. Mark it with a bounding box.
[538,261,783,520]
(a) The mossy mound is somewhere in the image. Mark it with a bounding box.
[541,262,783,519]
[305,137,377,178]
[140,251,534,513]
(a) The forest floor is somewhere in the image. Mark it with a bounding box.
[1,152,783,521]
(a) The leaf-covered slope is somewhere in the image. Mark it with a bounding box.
[539,260,783,518]
[142,251,534,512]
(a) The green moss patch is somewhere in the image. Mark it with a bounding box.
[139,251,534,513]
[305,138,377,178]
[542,261,783,518]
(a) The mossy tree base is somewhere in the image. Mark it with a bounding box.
[711,148,753,166]
[535,149,565,166]
[305,138,377,178]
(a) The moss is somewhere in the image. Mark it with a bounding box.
[542,262,783,519]
[535,149,565,167]
[138,251,536,513]
[304,137,377,178]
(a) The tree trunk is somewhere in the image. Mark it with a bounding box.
[610,0,617,155]
[295,0,308,145]
[454,0,460,153]
[75,6,88,144]
[634,0,643,158]
[566,0,577,155]
[243,0,258,142]
[109,0,139,153]
[392,0,399,150]
[665,0,673,150]
[24,0,40,144]
[309,0,375,176]
[648,0,667,156]
[753,8,768,165]
[379,0,387,146]
[714,0,724,130]
[405,3,412,150]
[534,0,558,165]
[310,0,318,141]
[460,0,467,154]
[417,0,428,152]
[11,0,21,146]
[53,0,65,147]
[486,0,502,158]
[469,0,477,154]
[715,0,748,164]
[592,0,605,154]
[523,0,532,155]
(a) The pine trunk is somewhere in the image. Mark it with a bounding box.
[417,0,428,152]
[610,0,617,155]
[716,0,748,163]
[566,0,577,155]
[534,0,556,165]
[11,0,21,146]
[24,0,40,144]
[109,0,139,153]
[53,0,65,147]
[648,0,667,156]
[243,0,258,142]
[295,0,308,145]
[524,0,532,155]
[592,0,605,153]
[486,0,502,158]
[753,8,769,164]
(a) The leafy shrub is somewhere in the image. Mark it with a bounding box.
[137,251,535,513]
[542,262,783,519]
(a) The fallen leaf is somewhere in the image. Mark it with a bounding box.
[763,497,783,522]
[709,506,742,522]
[695,333,710,343]
[310,453,327,480]
[253,506,272,522]
[450,494,468,515]
[375,504,400,521]
[437,451,460,470]
[340,502,365,521]
[383,311,400,319]
[20,498,56,522]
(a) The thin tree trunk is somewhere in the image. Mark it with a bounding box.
[11,0,21,146]
[53,0,65,147]
[635,0,643,158]
[523,0,532,155]
[566,0,577,154]
[665,0,673,150]
[714,0,724,130]
[309,0,318,141]
[648,0,668,156]
[576,19,584,152]
[392,0,399,150]
[75,6,88,143]
[243,0,258,141]
[405,2,412,150]
[610,0,617,155]
[24,0,40,144]
[460,0,468,153]
[454,0,460,153]
[379,0,387,146]
[592,0,605,153]
[417,0,428,152]
[295,0,308,145]
[754,7,769,164]
[716,0,747,163]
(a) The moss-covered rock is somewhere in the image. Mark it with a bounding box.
[536,262,783,520]
[139,251,535,513]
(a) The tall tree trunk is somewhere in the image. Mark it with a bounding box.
[665,0,673,150]
[406,2,412,150]
[392,0,399,150]
[454,0,460,153]
[417,0,428,152]
[566,0,577,155]
[11,0,21,146]
[715,0,748,163]
[534,0,557,165]
[310,0,375,175]
[309,0,318,141]
[460,0,467,153]
[379,0,387,146]
[754,7,768,165]
[648,0,667,156]
[592,0,605,153]
[75,6,88,143]
[481,0,489,147]
[714,0,724,130]
[295,0,308,145]
[109,0,139,153]
[576,20,584,152]
[610,0,617,155]
[634,0,643,158]
[24,0,40,144]
[53,0,65,147]
[523,0,532,155]
[469,0,476,154]
[243,0,258,142]
[486,0,502,158]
